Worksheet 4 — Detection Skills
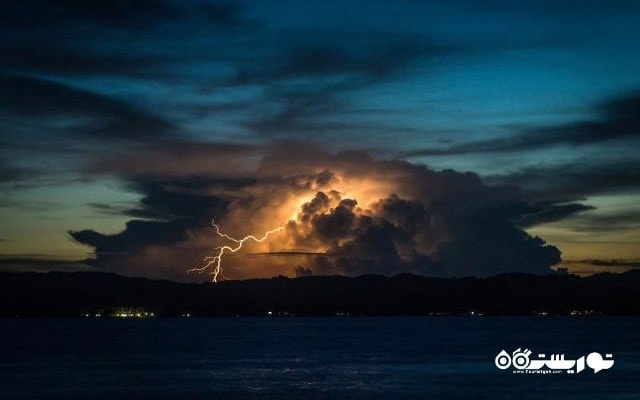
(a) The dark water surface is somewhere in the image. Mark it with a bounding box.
[1,317,639,399]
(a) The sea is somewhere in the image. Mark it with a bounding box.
[1,317,639,399]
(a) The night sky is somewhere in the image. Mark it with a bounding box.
[1,0,639,280]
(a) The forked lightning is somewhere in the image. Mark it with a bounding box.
[189,219,283,282]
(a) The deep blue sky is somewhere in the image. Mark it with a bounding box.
[1,0,639,278]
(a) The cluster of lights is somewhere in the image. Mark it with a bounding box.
[110,308,154,318]
[81,310,155,318]
[115,311,154,318]
[569,309,599,316]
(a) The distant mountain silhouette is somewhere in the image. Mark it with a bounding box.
[1,270,639,316]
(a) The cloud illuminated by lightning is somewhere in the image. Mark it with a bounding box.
[189,219,284,282]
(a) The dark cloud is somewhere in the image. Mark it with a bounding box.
[0,74,174,141]
[311,198,358,241]
[287,191,427,275]
[403,90,640,157]
[283,149,562,277]
[70,146,563,279]
[433,213,560,277]
[559,210,640,233]
[377,194,430,237]
[70,177,229,253]
[0,0,248,32]
[234,41,440,86]
[0,47,166,77]
[2,1,453,148]
[122,178,231,220]
[0,163,35,184]
[84,140,261,178]
[274,149,562,277]
[0,1,174,31]
[489,159,640,201]
[0,1,252,78]
[87,202,129,215]
[241,40,449,137]
[70,177,236,279]
[516,203,595,228]
[487,160,640,237]
[70,220,191,254]
[562,258,640,275]
[287,187,561,277]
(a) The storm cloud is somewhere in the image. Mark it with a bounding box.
[69,177,230,279]
[486,159,640,210]
[0,1,251,77]
[71,146,561,280]
[0,74,175,141]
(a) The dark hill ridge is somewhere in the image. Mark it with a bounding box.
[1,270,639,316]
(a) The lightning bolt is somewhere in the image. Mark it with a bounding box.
[189,219,284,283]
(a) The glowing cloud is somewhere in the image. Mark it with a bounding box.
[73,147,561,280]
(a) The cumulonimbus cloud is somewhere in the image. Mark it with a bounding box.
[70,145,561,280]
